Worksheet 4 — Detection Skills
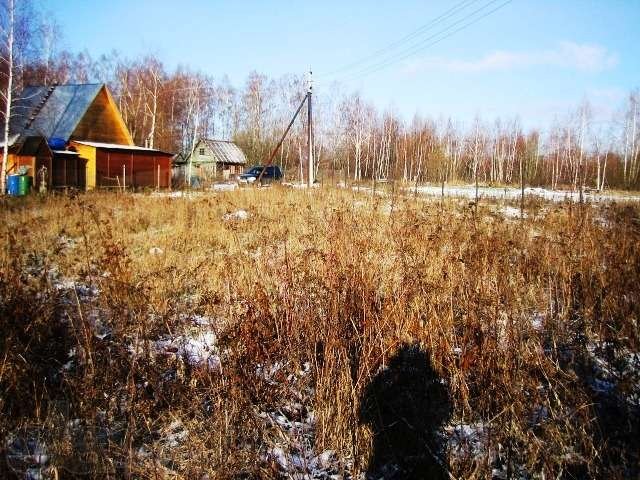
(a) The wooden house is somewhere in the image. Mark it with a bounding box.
[177,139,248,183]
[7,83,173,190]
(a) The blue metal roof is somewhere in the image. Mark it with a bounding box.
[10,84,104,142]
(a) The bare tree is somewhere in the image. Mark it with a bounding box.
[0,0,15,194]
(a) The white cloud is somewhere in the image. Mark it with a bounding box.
[404,42,619,74]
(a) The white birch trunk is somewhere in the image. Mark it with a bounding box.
[1,0,15,195]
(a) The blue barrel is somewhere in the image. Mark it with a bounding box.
[7,175,21,196]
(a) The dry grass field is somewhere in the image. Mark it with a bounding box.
[1,187,639,479]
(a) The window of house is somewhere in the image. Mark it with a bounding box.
[199,148,205,155]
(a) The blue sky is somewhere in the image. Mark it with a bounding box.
[44,0,639,128]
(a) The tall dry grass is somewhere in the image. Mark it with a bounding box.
[0,187,638,478]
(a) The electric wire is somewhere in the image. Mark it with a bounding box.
[317,0,481,79]
[316,0,513,87]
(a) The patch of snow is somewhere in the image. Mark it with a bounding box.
[530,312,545,331]
[155,331,221,372]
[256,361,351,478]
[150,191,201,199]
[283,182,308,189]
[380,203,396,215]
[594,216,612,228]
[256,361,285,384]
[499,206,526,218]
[168,191,187,198]
[5,428,50,480]
[211,182,238,191]
[410,184,640,203]
[53,278,99,302]
[268,446,289,470]
[161,420,189,448]
[222,209,249,221]
[56,235,79,251]
[180,313,214,327]
[587,343,640,406]
[446,422,488,459]
[148,246,164,256]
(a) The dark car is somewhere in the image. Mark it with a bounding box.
[239,165,283,183]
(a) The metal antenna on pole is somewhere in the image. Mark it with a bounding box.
[307,69,314,188]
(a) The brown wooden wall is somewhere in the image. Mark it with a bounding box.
[96,149,172,189]
[51,155,87,189]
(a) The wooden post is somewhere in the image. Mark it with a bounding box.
[520,152,524,218]
[307,70,314,188]
[122,164,126,192]
[256,91,308,185]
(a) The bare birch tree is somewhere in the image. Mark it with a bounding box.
[0,0,15,195]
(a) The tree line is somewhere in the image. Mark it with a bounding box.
[2,0,639,190]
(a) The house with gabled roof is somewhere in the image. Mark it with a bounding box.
[176,138,248,184]
[6,83,173,191]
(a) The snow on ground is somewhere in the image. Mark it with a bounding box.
[282,182,321,189]
[529,312,545,331]
[257,361,353,479]
[587,342,640,407]
[498,206,526,218]
[446,422,488,460]
[155,330,222,371]
[25,258,639,477]
[222,209,249,221]
[181,313,215,327]
[149,190,202,199]
[47,265,223,373]
[211,182,238,191]
[5,427,51,480]
[410,184,640,203]
[53,278,99,299]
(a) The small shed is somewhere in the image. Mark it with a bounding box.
[4,135,90,190]
[5,135,53,190]
[71,141,174,189]
[181,139,248,182]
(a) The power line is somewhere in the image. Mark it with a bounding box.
[339,0,512,83]
[317,0,481,79]
[320,0,513,86]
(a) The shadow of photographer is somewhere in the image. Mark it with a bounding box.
[360,344,451,480]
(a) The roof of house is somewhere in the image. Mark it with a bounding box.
[20,136,49,156]
[0,133,19,149]
[197,139,248,165]
[71,140,173,155]
[10,83,104,143]
[52,150,80,156]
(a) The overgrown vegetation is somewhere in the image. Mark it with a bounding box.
[1,187,639,478]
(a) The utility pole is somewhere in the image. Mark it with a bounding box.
[255,70,313,186]
[307,70,314,187]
